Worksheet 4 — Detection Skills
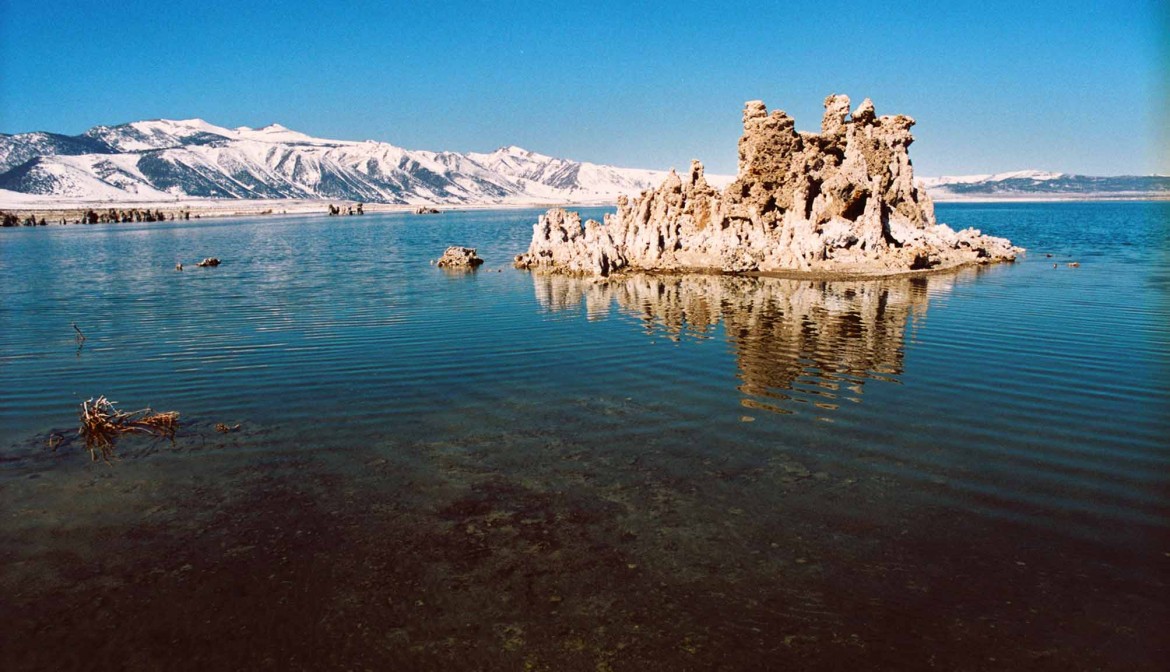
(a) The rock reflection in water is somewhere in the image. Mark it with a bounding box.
[533,271,970,414]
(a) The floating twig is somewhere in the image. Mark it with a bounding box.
[78,396,180,462]
[72,322,87,357]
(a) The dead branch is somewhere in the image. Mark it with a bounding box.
[78,396,179,462]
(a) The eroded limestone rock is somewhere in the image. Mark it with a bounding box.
[514,95,1022,276]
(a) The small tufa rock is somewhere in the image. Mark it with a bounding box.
[436,246,484,269]
[196,257,221,267]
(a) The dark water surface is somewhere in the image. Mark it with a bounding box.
[1,202,1167,670]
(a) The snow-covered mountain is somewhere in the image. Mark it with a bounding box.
[920,170,1170,198]
[2,119,1164,205]
[0,119,684,205]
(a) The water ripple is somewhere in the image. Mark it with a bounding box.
[1,203,1167,548]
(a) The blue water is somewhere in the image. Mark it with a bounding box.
[1,202,1167,669]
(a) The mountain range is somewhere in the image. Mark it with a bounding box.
[1,119,1166,205]
[0,119,679,205]
[919,170,1169,199]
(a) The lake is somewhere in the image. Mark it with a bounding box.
[1,202,1167,670]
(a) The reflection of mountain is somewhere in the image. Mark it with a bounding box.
[533,272,972,414]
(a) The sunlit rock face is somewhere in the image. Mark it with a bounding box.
[515,95,1022,276]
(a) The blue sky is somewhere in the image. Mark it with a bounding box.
[1,0,1165,176]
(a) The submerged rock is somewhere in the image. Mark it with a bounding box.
[515,95,1022,276]
[436,246,484,269]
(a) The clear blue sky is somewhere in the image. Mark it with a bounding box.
[1,0,1165,176]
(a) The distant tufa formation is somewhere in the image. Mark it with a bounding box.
[515,95,1021,276]
[0,208,190,226]
[328,203,364,216]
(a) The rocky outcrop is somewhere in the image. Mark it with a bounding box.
[328,203,364,216]
[515,95,1022,276]
[436,246,484,269]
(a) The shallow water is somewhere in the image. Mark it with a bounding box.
[1,202,1167,670]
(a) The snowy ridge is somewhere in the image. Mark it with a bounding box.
[919,171,1169,198]
[0,119,717,205]
[3,118,1159,206]
[918,170,1064,188]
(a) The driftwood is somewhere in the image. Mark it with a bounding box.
[78,396,179,462]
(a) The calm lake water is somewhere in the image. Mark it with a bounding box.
[1,202,1167,670]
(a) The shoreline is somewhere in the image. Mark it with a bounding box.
[0,196,622,225]
[923,192,1170,203]
[2,193,1167,226]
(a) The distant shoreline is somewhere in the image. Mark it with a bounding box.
[923,192,1170,203]
[0,197,621,225]
[1,193,1166,225]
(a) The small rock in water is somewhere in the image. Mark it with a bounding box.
[196,257,221,267]
[436,246,484,269]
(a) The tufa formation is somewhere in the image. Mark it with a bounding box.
[515,95,1021,276]
[436,246,485,269]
